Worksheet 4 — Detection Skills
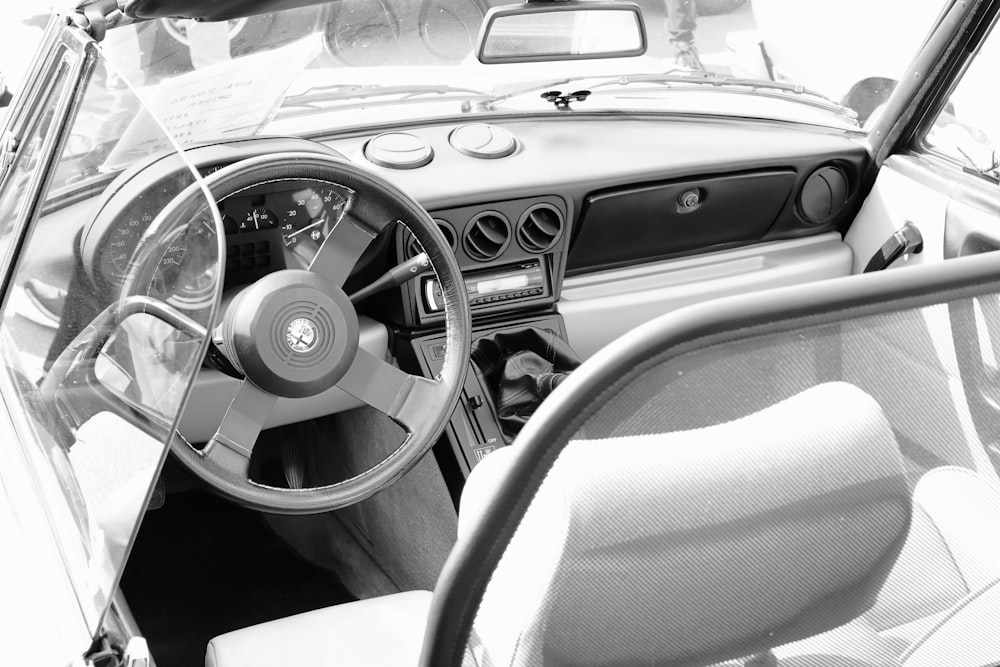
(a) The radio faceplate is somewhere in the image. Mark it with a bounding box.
[420,259,551,316]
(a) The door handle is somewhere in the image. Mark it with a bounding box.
[863,222,924,272]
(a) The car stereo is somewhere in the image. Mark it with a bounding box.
[421,259,549,313]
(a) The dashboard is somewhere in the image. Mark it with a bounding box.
[38,114,868,442]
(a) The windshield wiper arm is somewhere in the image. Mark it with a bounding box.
[957,146,1000,183]
[598,70,832,98]
[280,83,493,110]
[596,71,856,119]
[489,69,857,120]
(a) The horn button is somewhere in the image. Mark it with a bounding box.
[215,270,360,398]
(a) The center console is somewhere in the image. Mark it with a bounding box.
[404,313,570,475]
[395,195,575,474]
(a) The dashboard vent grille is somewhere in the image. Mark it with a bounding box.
[799,165,849,224]
[517,204,564,253]
[463,212,511,262]
[404,219,457,258]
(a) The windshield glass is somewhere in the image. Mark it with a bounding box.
[0,30,222,635]
[87,0,948,147]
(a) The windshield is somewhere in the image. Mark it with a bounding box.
[82,0,949,148]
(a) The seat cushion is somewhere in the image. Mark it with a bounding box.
[205,591,431,667]
[864,466,1000,648]
[772,466,1000,664]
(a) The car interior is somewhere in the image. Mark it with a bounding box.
[5,0,1000,665]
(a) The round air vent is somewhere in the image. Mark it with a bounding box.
[364,132,433,169]
[449,124,517,159]
[516,204,564,253]
[463,212,511,262]
[404,219,457,258]
[799,165,849,224]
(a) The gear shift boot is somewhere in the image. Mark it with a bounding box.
[471,327,581,443]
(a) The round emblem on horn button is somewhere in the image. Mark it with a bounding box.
[286,317,319,353]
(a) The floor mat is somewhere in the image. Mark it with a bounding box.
[121,489,355,667]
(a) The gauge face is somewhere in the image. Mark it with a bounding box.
[240,207,278,232]
[281,186,348,248]
[215,181,354,274]
[105,211,152,277]
[150,217,217,311]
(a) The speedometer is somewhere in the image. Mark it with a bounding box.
[104,211,151,277]
[279,184,352,267]
[281,186,349,248]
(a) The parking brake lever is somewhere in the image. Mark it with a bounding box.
[348,252,432,303]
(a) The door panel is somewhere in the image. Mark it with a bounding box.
[943,184,1000,467]
[944,194,1000,259]
[841,158,1000,478]
[844,154,959,273]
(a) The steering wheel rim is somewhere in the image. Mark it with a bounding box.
[130,152,472,513]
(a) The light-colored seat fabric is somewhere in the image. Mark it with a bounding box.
[770,465,1000,665]
[205,591,431,667]
[204,384,1000,667]
[866,466,1000,647]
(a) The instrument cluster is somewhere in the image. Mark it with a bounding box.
[96,178,355,308]
[216,179,354,285]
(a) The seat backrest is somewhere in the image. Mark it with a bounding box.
[463,382,912,667]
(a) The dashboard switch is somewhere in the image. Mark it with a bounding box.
[468,395,484,410]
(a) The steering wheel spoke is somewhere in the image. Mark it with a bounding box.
[309,210,380,286]
[337,348,448,434]
[202,379,278,476]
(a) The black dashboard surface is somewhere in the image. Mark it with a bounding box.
[315,114,869,280]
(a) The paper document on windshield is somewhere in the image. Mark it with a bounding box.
[103,36,321,171]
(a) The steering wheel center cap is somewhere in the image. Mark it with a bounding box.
[286,317,320,353]
[216,270,360,398]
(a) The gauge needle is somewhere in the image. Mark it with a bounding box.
[253,209,261,229]
[288,212,328,238]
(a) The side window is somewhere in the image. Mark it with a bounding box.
[925,21,1000,179]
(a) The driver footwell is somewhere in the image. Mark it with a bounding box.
[121,486,355,667]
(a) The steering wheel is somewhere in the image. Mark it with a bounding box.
[128,152,471,513]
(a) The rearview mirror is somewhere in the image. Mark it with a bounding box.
[477,1,647,64]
